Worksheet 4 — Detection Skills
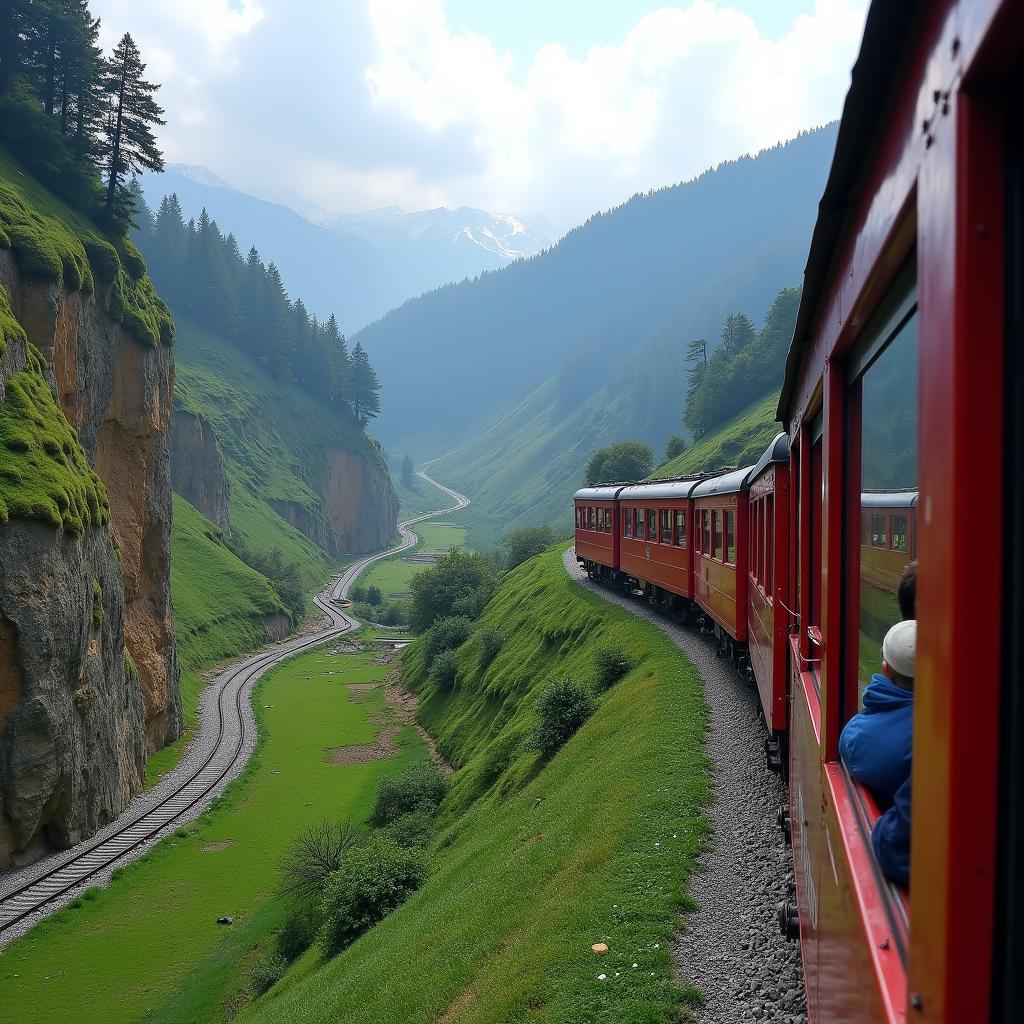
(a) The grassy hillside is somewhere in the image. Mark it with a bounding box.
[653,390,781,477]
[242,547,710,1024]
[0,640,426,1024]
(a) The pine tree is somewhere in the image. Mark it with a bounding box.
[720,313,755,357]
[127,176,154,235]
[101,32,164,216]
[323,314,352,411]
[350,341,382,426]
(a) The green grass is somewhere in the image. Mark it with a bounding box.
[170,494,289,671]
[0,323,109,533]
[0,640,426,1024]
[653,390,781,477]
[242,546,710,1024]
[0,147,173,348]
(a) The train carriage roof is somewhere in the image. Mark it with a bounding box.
[573,485,626,501]
[777,1,919,424]
[618,478,705,501]
[861,489,919,508]
[692,466,752,499]
[745,432,791,485]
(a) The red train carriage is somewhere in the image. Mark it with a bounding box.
[692,467,750,653]
[777,2,1023,1021]
[573,485,625,579]
[860,491,918,595]
[745,434,791,743]
[618,479,701,608]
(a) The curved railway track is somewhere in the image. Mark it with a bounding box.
[0,468,468,938]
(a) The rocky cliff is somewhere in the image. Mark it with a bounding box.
[0,173,179,869]
[171,405,230,531]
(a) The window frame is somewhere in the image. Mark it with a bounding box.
[725,509,736,565]
[675,509,687,548]
[636,508,646,540]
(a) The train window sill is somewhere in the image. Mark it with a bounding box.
[828,764,910,960]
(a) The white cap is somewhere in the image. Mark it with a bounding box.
[882,620,916,679]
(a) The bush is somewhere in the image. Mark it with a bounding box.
[276,906,320,963]
[371,763,451,826]
[408,548,496,631]
[477,626,503,670]
[366,585,383,607]
[502,526,555,570]
[529,678,595,758]
[421,615,473,669]
[349,584,367,603]
[278,819,365,903]
[384,808,435,849]
[319,835,426,956]
[431,649,459,689]
[379,603,406,627]
[251,952,288,994]
[594,644,636,691]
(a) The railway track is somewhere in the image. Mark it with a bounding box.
[0,469,469,938]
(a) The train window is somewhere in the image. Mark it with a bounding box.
[636,509,645,540]
[852,301,918,703]
[588,507,595,530]
[765,496,774,595]
[713,510,723,560]
[648,510,657,543]
[704,509,712,555]
[725,510,736,564]
[624,509,632,538]
[891,515,908,552]
[675,510,686,547]
[661,509,672,544]
[871,514,887,548]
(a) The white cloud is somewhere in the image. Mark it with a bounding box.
[89,0,868,226]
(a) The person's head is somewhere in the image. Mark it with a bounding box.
[882,619,916,690]
[898,560,917,620]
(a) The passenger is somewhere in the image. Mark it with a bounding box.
[898,559,917,620]
[873,775,911,888]
[838,619,916,804]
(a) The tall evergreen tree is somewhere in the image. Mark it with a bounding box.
[350,341,382,425]
[101,32,164,215]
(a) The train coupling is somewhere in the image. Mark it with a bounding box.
[776,900,800,942]
[765,734,783,774]
[776,804,791,844]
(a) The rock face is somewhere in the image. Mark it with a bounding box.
[0,251,181,754]
[171,405,230,531]
[0,518,145,869]
[320,448,399,556]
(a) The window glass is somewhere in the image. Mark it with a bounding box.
[713,510,723,560]
[871,514,887,548]
[636,509,645,540]
[704,509,712,554]
[891,515,908,552]
[624,509,632,538]
[675,510,686,547]
[857,310,918,701]
[648,510,657,542]
[661,509,672,544]
[588,507,595,530]
[725,510,736,564]
[765,496,774,594]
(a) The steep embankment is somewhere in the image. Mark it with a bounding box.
[653,390,781,478]
[168,315,398,668]
[243,547,710,1024]
[0,150,179,869]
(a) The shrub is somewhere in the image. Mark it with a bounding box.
[529,678,596,758]
[594,644,636,691]
[276,906,320,963]
[319,835,426,956]
[408,548,496,631]
[366,585,383,607]
[502,526,554,570]
[371,763,451,826]
[431,649,459,689]
[379,603,406,627]
[421,615,473,669]
[384,808,435,849]
[278,819,365,903]
[251,952,288,994]
[349,584,367,603]
[477,627,502,670]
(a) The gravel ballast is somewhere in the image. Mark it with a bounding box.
[564,549,806,1024]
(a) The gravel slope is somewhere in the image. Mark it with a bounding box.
[564,548,806,1024]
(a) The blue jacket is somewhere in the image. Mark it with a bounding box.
[838,673,913,803]
[873,776,911,887]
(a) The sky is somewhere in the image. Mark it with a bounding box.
[90,0,871,228]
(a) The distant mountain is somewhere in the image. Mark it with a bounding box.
[355,127,838,538]
[138,165,555,332]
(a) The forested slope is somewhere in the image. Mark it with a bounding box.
[358,125,836,458]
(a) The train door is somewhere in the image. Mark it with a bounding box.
[993,60,1024,1023]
